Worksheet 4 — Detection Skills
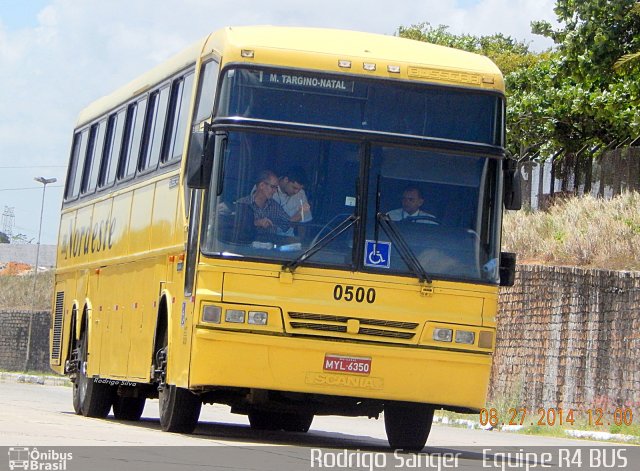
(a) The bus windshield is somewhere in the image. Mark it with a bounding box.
[216,67,504,146]
[200,130,502,283]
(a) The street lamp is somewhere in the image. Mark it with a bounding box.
[33,177,57,277]
[24,176,57,371]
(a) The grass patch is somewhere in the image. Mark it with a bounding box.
[0,271,53,311]
[503,191,640,270]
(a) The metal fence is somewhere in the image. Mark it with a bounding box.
[518,146,640,210]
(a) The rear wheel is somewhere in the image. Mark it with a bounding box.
[71,329,114,418]
[113,395,146,421]
[384,402,434,451]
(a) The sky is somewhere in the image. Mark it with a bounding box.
[0,0,557,245]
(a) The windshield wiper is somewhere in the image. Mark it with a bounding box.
[376,212,432,284]
[284,214,358,272]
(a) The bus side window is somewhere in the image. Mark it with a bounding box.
[193,61,219,124]
[79,124,98,195]
[162,72,195,163]
[118,98,147,180]
[99,109,125,188]
[142,85,170,171]
[82,120,106,194]
[66,129,89,200]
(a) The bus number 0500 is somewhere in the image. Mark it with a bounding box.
[333,285,376,304]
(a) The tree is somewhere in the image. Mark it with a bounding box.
[0,231,8,244]
[526,0,640,155]
[532,0,640,82]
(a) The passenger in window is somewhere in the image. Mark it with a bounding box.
[387,186,438,224]
[237,170,292,236]
[272,167,312,235]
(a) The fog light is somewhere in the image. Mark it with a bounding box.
[433,328,453,342]
[248,311,268,325]
[202,305,221,324]
[455,330,475,345]
[225,309,245,323]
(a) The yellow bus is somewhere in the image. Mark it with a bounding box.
[50,26,519,450]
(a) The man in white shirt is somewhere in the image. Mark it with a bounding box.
[272,167,312,236]
[387,186,437,224]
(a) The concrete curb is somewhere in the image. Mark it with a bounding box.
[0,371,71,387]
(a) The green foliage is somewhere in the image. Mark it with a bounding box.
[398,2,640,160]
[532,0,640,82]
[0,231,8,244]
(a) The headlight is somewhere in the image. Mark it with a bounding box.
[455,330,475,345]
[433,328,453,342]
[225,309,245,323]
[248,311,268,325]
[202,305,221,324]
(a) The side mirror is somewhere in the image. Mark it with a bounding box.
[503,159,522,210]
[186,126,214,189]
[499,252,517,287]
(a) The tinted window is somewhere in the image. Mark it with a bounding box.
[194,61,219,123]
[100,109,125,187]
[65,131,85,199]
[84,120,106,193]
[118,99,147,179]
[142,86,170,171]
[164,72,195,162]
[218,67,503,146]
[69,129,89,198]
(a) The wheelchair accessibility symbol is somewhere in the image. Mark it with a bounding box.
[364,240,391,268]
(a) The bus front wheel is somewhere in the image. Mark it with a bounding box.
[71,330,114,418]
[384,402,434,451]
[159,384,202,433]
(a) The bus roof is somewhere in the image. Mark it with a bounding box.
[76,26,503,127]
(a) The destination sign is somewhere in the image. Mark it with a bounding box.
[263,72,355,93]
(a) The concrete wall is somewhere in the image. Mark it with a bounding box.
[0,244,56,268]
[490,264,640,410]
[0,310,51,372]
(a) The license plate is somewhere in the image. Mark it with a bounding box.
[323,354,371,375]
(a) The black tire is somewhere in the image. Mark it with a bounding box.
[159,384,202,433]
[384,402,434,451]
[113,395,146,421]
[71,330,114,418]
[247,410,281,431]
[280,412,314,433]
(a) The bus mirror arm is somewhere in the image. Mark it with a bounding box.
[186,124,215,189]
[503,159,522,210]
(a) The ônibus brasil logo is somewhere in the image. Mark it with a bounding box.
[7,447,72,470]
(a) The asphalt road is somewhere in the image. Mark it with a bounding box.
[0,380,634,471]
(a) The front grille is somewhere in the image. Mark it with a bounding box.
[50,291,65,364]
[287,312,419,342]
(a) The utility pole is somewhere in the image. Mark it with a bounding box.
[24,177,57,371]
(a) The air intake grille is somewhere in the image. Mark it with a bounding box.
[287,312,418,342]
[50,291,65,364]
